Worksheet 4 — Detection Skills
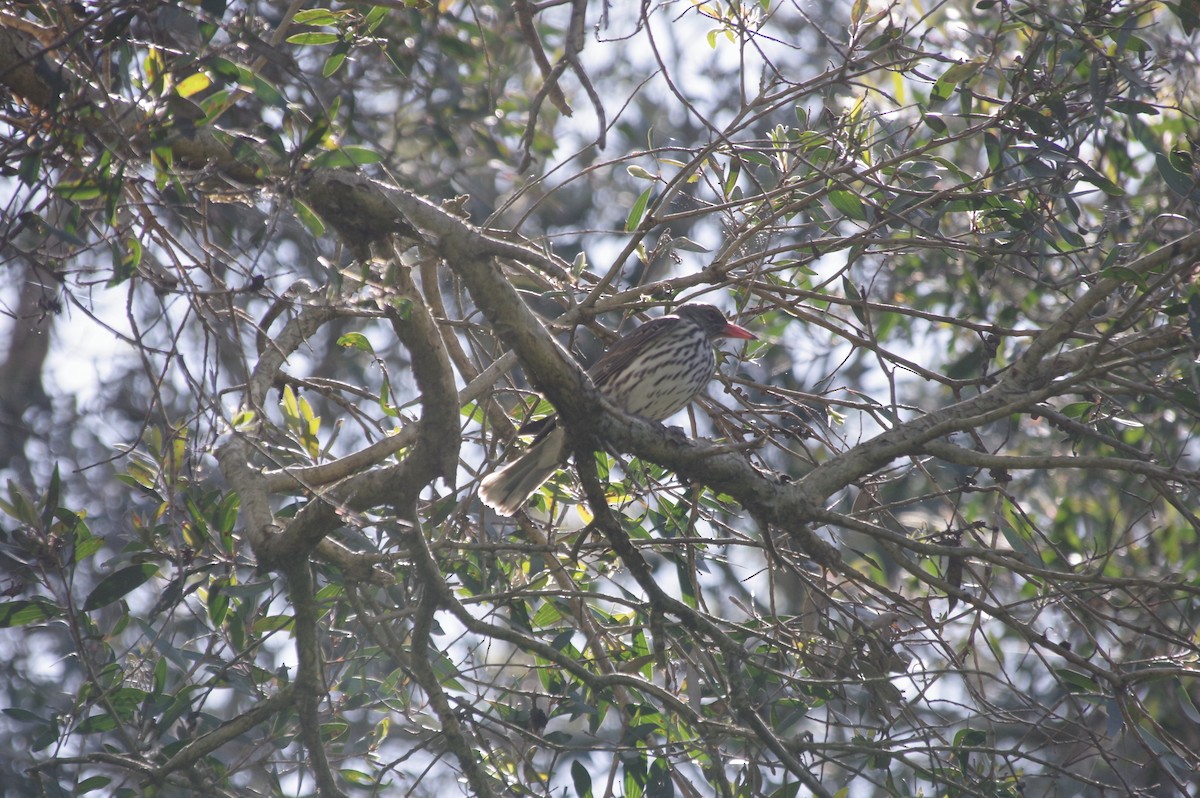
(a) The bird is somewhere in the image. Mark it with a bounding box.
[479,304,756,516]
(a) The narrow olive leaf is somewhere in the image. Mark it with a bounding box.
[1156,152,1198,198]
[923,112,947,133]
[281,385,300,421]
[286,32,339,46]
[297,115,332,158]
[292,8,339,25]
[323,48,348,78]
[215,492,240,535]
[842,275,869,325]
[82,563,160,612]
[76,776,112,795]
[54,180,103,201]
[292,198,326,236]
[378,373,399,418]
[850,0,870,26]
[1054,667,1099,693]
[42,464,61,530]
[246,74,286,107]
[75,714,118,734]
[625,186,653,232]
[1074,161,1125,196]
[669,236,710,253]
[931,58,986,103]
[364,5,387,31]
[340,770,375,787]
[0,599,62,627]
[310,146,384,168]
[828,189,869,221]
[253,615,294,633]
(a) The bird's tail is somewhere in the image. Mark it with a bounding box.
[479,427,567,516]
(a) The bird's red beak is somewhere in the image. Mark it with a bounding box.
[720,321,757,340]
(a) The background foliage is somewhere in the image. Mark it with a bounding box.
[2,1,1200,796]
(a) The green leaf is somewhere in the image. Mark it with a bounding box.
[292,197,326,236]
[18,148,43,186]
[54,180,103,201]
[953,727,987,747]
[231,408,257,429]
[205,56,242,83]
[1176,679,1200,723]
[623,756,645,798]
[3,707,44,723]
[625,186,653,232]
[83,563,160,611]
[337,332,375,353]
[0,599,62,627]
[931,59,984,103]
[669,236,710,253]
[293,8,340,25]
[954,727,987,770]
[297,115,332,159]
[647,758,673,798]
[983,132,1003,171]
[310,146,384,168]
[1054,667,1099,694]
[323,49,349,78]
[850,0,869,26]
[842,275,868,325]
[379,373,399,418]
[1167,0,1200,34]
[1156,152,1198,198]
[76,713,118,734]
[828,189,869,221]
[339,769,375,786]
[922,113,947,133]
[42,464,61,530]
[1074,162,1125,196]
[175,72,211,98]
[77,776,112,795]
[246,74,285,107]
[1,482,36,525]
[723,157,741,197]
[109,237,142,287]
[365,5,388,31]
[208,580,229,626]
[253,615,294,633]
[571,760,593,798]
[769,781,803,798]
[107,686,148,721]
[281,385,300,421]
[1110,99,1159,116]
[286,32,340,45]
[532,600,566,629]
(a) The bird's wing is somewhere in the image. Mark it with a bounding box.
[510,317,673,441]
[587,315,676,388]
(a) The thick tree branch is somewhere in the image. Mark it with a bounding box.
[573,450,835,798]
[151,688,296,783]
[283,559,347,798]
[264,268,459,562]
[261,351,517,493]
[400,507,500,798]
[248,301,348,411]
[920,440,1200,485]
